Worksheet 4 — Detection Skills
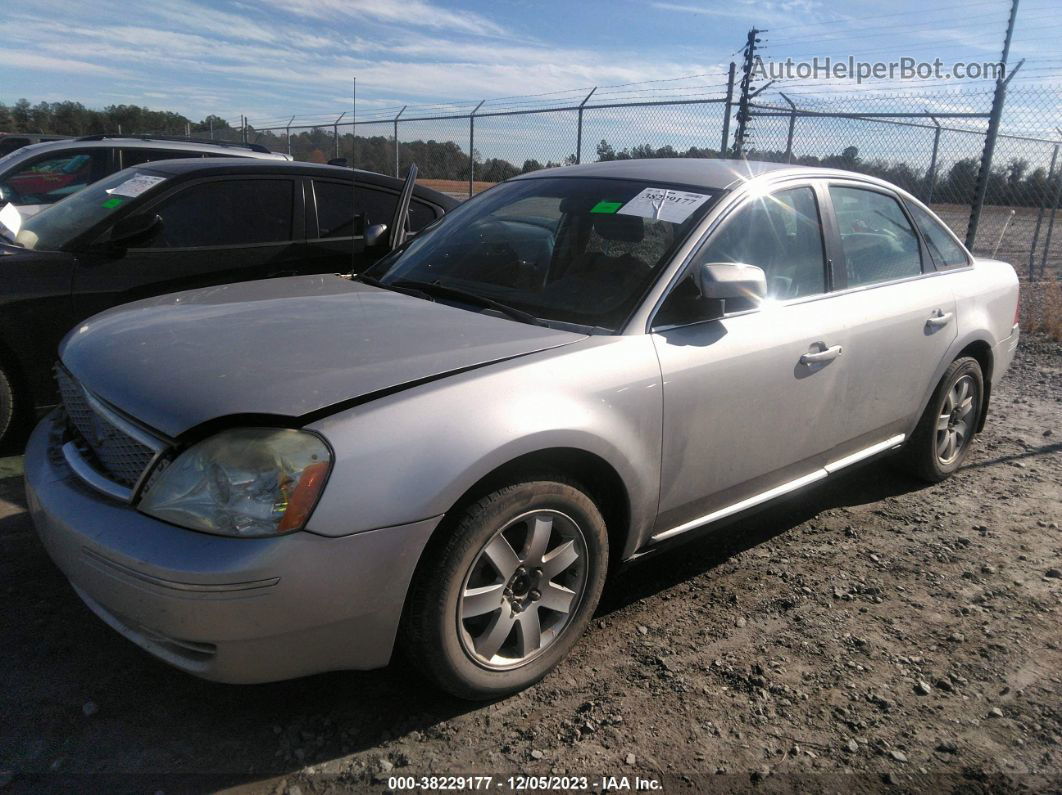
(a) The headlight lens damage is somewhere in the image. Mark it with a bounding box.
[138,428,331,537]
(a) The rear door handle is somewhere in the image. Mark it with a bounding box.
[926,310,953,328]
[800,345,843,365]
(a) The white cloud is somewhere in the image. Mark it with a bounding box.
[258,0,508,37]
[0,50,128,78]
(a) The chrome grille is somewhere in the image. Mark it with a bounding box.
[55,366,160,490]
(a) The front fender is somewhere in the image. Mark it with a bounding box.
[305,335,663,554]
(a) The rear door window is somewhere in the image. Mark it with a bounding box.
[313,179,436,238]
[829,186,922,286]
[907,202,969,270]
[118,148,206,169]
[147,178,294,248]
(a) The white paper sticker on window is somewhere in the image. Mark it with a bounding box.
[617,188,712,224]
[106,174,167,198]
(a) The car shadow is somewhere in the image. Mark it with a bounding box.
[0,457,929,789]
[599,458,925,613]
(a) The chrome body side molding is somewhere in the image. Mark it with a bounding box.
[650,434,906,544]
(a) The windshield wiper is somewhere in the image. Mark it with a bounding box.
[391,279,547,327]
[353,273,433,301]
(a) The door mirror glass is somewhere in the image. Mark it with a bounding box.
[110,213,162,248]
[364,223,388,248]
[696,262,767,302]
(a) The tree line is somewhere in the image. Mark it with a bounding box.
[3,97,1056,208]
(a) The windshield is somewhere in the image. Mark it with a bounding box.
[363,176,718,331]
[15,168,168,251]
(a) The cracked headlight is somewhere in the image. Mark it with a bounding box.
[138,428,331,537]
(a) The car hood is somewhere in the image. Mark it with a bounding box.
[60,274,586,438]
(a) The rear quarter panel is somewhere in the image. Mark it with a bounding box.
[947,259,1019,385]
[910,258,1019,428]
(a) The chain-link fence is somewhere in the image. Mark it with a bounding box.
[746,85,1062,280]
[238,83,1062,287]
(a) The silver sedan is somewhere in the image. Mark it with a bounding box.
[25,158,1020,699]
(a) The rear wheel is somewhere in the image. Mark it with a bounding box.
[0,365,14,449]
[403,479,608,700]
[898,357,983,482]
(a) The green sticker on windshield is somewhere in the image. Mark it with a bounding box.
[591,200,622,214]
[102,197,124,209]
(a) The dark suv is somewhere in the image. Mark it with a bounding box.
[0,158,456,444]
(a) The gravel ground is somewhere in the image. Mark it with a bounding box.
[0,336,1059,794]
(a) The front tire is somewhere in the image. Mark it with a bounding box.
[403,479,608,700]
[899,357,983,482]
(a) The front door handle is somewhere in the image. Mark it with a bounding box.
[926,310,953,329]
[800,345,843,365]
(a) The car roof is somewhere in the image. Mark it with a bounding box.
[510,158,812,191]
[2,136,286,161]
[128,157,459,207]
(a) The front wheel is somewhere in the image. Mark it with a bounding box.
[898,356,983,482]
[402,479,608,700]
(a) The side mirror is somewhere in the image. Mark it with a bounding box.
[0,184,12,204]
[364,223,388,248]
[696,262,767,303]
[109,213,162,250]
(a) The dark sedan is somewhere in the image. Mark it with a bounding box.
[0,158,457,444]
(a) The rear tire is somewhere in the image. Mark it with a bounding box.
[402,478,608,700]
[898,357,983,483]
[0,365,14,449]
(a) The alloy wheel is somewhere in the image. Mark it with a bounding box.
[458,509,587,670]
[936,374,978,465]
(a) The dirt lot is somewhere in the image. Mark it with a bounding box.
[1,336,1060,794]
[933,203,1062,280]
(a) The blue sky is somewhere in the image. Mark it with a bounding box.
[3,0,1059,130]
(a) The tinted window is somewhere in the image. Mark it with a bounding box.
[0,138,32,156]
[907,202,968,269]
[119,148,205,168]
[148,179,293,248]
[314,180,437,238]
[830,186,921,286]
[1,149,109,205]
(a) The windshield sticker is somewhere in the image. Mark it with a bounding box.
[102,197,124,209]
[106,173,166,198]
[617,188,712,224]
[591,200,623,214]
[0,201,22,237]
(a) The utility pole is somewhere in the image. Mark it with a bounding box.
[732,28,764,157]
[965,0,1020,249]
